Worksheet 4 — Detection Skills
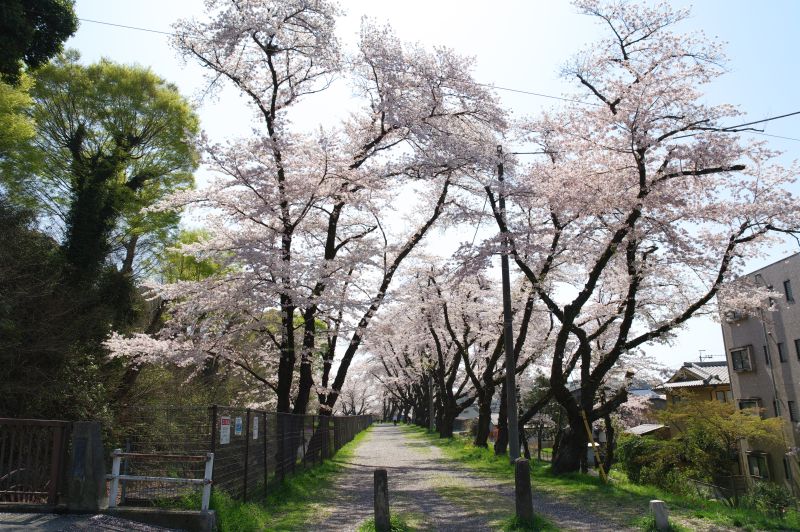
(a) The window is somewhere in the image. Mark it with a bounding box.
[778,342,787,362]
[773,400,781,417]
[795,339,800,361]
[726,390,734,402]
[739,398,762,416]
[716,391,727,402]
[790,401,799,422]
[731,347,752,371]
[785,457,792,480]
[671,395,681,405]
[785,280,795,303]
[764,345,770,366]
[747,453,770,480]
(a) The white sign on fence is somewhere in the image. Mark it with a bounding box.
[220,416,231,445]
[235,416,243,436]
[252,416,259,440]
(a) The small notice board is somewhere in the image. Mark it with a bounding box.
[220,416,231,445]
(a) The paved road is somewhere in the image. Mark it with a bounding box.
[304,424,628,531]
[0,512,180,531]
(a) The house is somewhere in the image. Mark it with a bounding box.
[720,252,800,491]
[656,360,732,406]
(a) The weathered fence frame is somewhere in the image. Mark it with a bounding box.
[107,449,214,511]
[0,418,70,507]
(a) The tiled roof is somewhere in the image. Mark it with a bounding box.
[660,380,706,388]
[625,424,666,436]
[654,360,730,392]
[683,361,730,384]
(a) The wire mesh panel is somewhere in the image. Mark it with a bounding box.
[110,406,372,505]
[111,406,211,505]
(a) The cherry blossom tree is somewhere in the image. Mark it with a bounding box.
[107,0,505,416]
[485,0,800,473]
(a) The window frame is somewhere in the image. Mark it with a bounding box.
[730,346,753,372]
[747,452,770,480]
[778,342,787,363]
[785,280,795,303]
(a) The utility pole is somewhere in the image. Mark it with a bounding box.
[498,145,520,461]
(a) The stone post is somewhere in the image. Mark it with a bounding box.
[67,421,107,512]
[374,469,390,531]
[514,458,534,522]
[649,500,669,531]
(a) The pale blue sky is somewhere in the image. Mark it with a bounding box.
[66,0,800,370]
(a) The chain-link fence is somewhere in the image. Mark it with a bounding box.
[107,405,372,506]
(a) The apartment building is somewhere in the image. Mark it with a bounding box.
[720,252,800,490]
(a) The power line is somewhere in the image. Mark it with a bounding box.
[79,17,173,36]
[75,16,800,141]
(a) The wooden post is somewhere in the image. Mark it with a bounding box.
[580,410,607,483]
[374,469,390,531]
[514,458,534,522]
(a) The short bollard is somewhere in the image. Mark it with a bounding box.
[649,499,669,531]
[514,458,534,522]
[374,469,390,531]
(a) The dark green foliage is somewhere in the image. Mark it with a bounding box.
[0,0,78,84]
[0,199,112,419]
[742,482,794,517]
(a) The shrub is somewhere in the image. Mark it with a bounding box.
[742,482,794,517]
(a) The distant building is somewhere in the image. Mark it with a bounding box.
[656,360,732,406]
[720,252,800,491]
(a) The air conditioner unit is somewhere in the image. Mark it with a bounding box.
[724,310,745,323]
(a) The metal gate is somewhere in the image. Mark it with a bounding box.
[0,418,69,506]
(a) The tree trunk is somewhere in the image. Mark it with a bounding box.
[439,399,457,439]
[276,301,296,413]
[551,422,586,474]
[603,413,615,474]
[473,386,493,447]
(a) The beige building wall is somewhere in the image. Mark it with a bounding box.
[720,252,800,491]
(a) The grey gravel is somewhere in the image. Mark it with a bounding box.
[304,424,630,531]
[0,513,180,532]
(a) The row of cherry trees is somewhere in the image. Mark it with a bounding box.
[108,0,800,474]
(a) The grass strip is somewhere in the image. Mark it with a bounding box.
[400,424,800,531]
[357,513,416,532]
[210,425,373,531]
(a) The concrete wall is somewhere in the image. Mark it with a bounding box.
[720,253,800,489]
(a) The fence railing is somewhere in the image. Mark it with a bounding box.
[109,406,371,505]
[108,450,214,511]
[0,418,70,506]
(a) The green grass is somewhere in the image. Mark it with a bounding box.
[400,425,800,531]
[399,426,556,531]
[208,426,373,531]
[499,515,559,531]
[357,513,415,531]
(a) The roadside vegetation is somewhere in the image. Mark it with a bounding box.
[179,427,372,531]
[401,425,800,531]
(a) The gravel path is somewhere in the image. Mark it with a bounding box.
[304,424,630,531]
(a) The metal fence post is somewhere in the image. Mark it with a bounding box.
[202,453,214,511]
[243,409,251,501]
[48,424,64,506]
[209,405,218,497]
[108,449,122,508]
[263,411,268,502]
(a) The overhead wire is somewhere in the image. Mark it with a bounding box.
[74,16,800,142]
